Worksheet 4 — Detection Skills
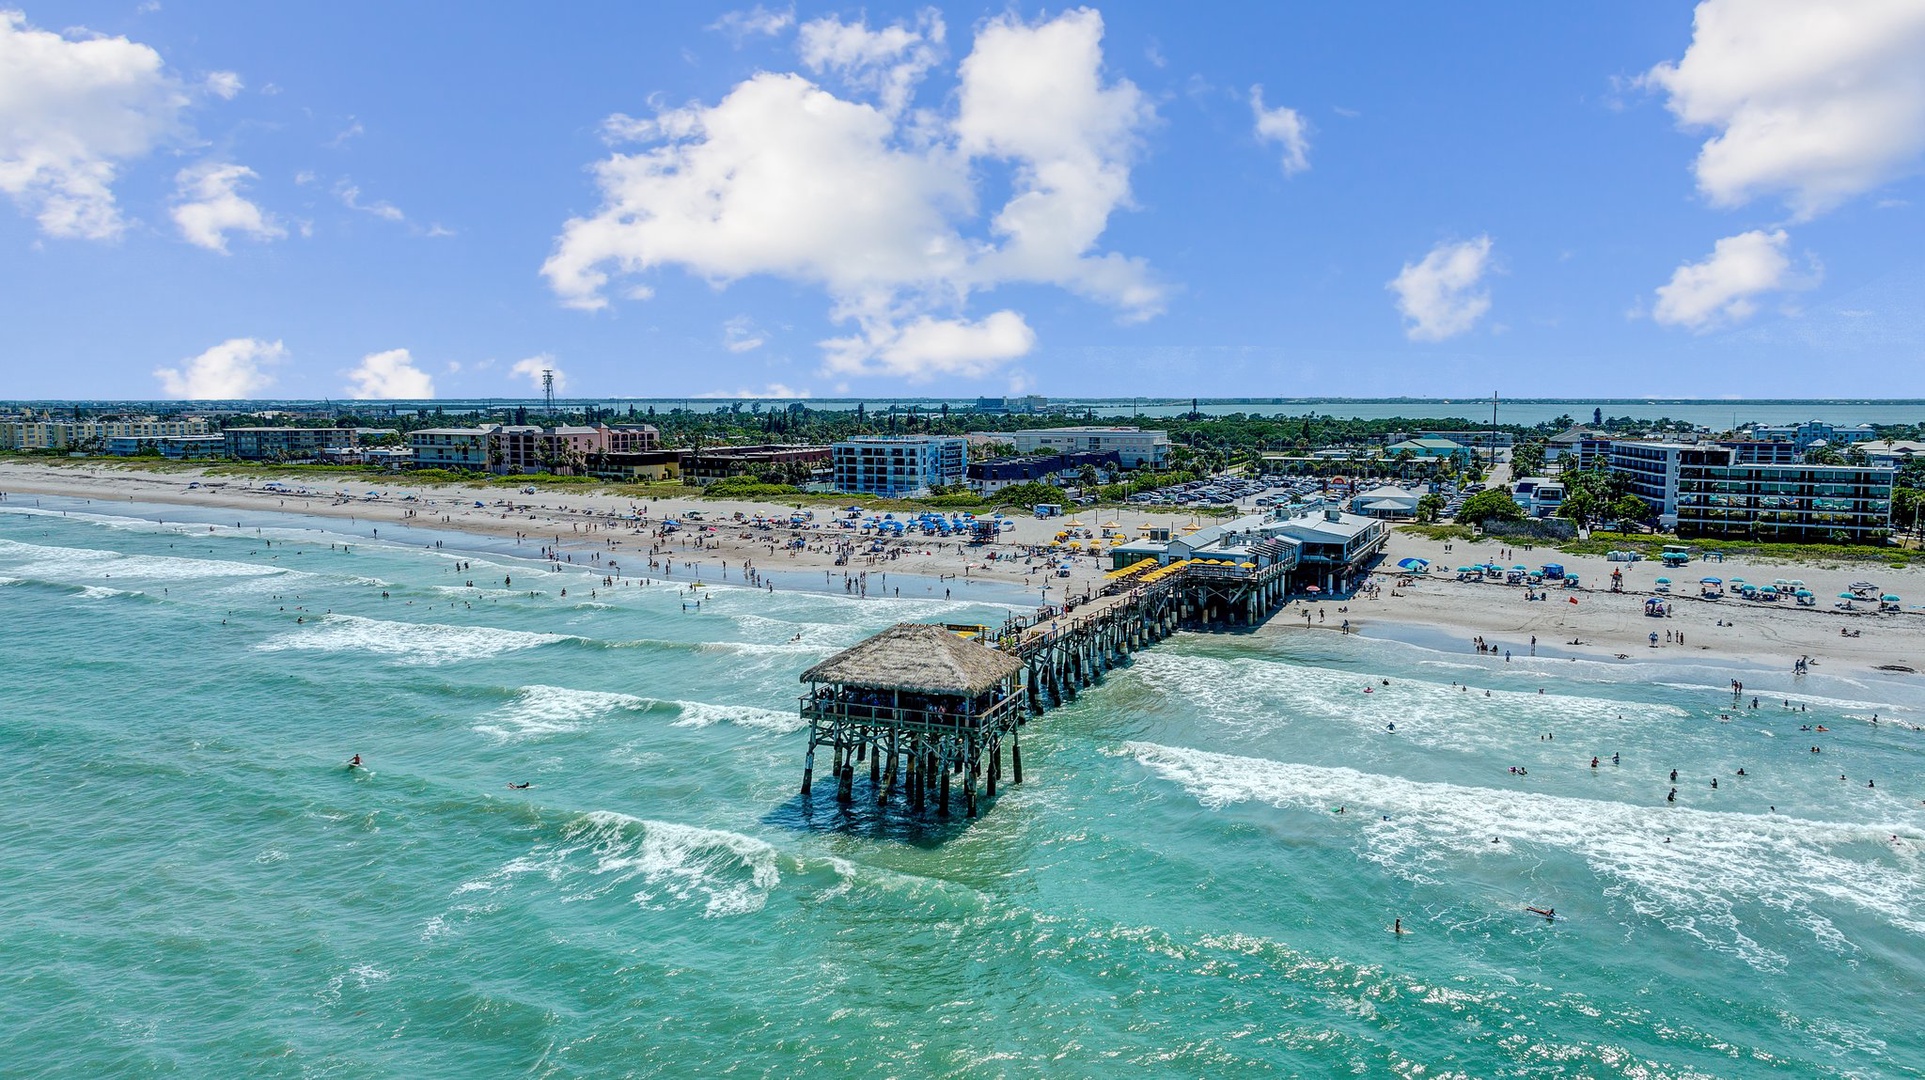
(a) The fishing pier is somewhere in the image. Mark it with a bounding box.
[797,552,1299,818]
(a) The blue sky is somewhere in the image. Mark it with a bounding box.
[3,1,1924,401]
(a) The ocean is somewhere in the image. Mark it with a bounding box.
[3,500,1922,1077]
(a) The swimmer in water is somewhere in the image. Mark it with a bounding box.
[507,781,531,790]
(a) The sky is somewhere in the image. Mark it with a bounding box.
[3,1,1925,402]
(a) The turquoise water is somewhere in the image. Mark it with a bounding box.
[3,502,1923,1077]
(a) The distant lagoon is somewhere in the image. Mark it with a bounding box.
[16,397,1925,428]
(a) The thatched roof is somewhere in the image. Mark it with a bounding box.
[802,623,1024,694]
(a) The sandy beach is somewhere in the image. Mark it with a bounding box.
[4,460,1921,677]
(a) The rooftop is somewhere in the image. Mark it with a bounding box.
[801,623,1024,694]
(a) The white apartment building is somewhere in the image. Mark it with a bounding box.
[1003,427,1169,469]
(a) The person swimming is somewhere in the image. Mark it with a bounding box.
[507,781,531,790]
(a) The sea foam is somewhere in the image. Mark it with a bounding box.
[471,811,783,918]
[1126,741,1925,969]
[257,613,570,665]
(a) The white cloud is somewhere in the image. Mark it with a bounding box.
[0,10,189,239]
[204,70,242,99]
[703,383,811,398]
[954,10,1159,316]
[1645,0,1925,219]
[154,337,285,398]
[1388,236,1495,342]
[510,355,565,392]
[327,119,364,149]
[821,310,1035,380]
[170,162,282,252]
[1653,228,1811,331]
[345,348,434,398]
[797,9,943,116]
[710,6,793,41]
[335,180,404,221]
[1250,85,1310,176]
[544,8,1156,383]
[723,315,765,353]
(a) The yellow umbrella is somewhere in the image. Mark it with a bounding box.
[1182,523,1202,532]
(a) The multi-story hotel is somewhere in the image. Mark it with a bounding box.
[831,436,968,497]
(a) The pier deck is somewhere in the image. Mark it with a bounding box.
[797,557,1293,817]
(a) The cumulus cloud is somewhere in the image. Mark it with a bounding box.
[0,10,189,239]
[1652,228,1811,330]
[797,9,943,116]
[1645,0,1925,219]
[510,355,566,392]
[821,310,1036,380]
[1250,85,1310,176]
[154,337,285,398]
[1388,236,1494,341]
[170,162,283,252]
[345,348,434,399]
[543,8,1156,383]
[204,70,242,99]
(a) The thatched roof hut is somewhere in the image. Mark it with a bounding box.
[802,623,1024,695]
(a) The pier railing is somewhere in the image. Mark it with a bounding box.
[801,692,1024,737]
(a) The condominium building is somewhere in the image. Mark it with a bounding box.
[409,427,496,470]
[406,423,660,473]
[0,417,210,450]
[832,436,968,497]
[1003,426,1169,469]
[1605,441,1893,542]
[223,427,359,460]
[1745,420,1879,447]
[106,435,228,459]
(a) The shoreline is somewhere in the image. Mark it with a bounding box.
[5,460,1924,677]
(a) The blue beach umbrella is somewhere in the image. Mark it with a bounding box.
[1883,594,1901,602]
[1398,558,1428,569]
[1700,577,1722,584]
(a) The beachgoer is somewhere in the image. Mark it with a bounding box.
[348,754,362,769]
